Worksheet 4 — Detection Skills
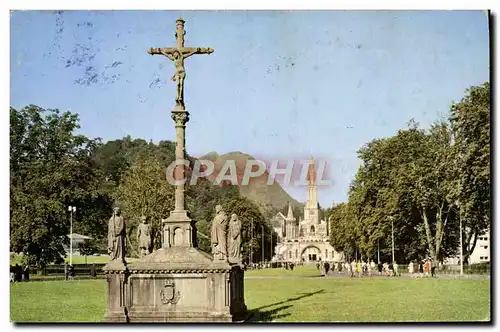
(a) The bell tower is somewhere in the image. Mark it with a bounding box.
[304,156,319,224]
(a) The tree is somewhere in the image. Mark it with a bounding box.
[450,82,490,263]
[221,196,275,263]
[338,119,460,264]
[10,105,103,269]
[409,121,458,263]
[77,239,99,266]
[114,151,175,255]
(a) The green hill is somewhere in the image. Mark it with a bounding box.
[198,151,303,218]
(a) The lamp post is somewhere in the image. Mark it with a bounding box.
[270,228,273,262]
[377,239,380,264]
[391,217,395,263]
[457,201,463,275]
[250,220,254,264]
[68,206,76,266]
[261,224,264,264]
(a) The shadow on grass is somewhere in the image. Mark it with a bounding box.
[247,289,325,322]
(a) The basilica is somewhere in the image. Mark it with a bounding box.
[272,158,344,263]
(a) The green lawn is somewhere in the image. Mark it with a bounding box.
[10,271,490,323]
[246,278,490,322]
[63,255,111,264]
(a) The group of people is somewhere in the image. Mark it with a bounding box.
[408,259,437,278]
[64,264,76,281]
[10,264,29,282]
[344,260,401,277]
[316,258,439,278]
[315,260,403,278]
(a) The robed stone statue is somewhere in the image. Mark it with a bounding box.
[211,205,228,261]
[108,207,126,262]
[136,215,152,257]
[228,214,242,265]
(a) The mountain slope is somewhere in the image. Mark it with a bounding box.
[197,151,303,218]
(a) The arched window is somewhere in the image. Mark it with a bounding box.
[295,249,298,258]
[289,251,292,258]
[299,227,304,237]
[310,225,315,234]
[325,249,328,259]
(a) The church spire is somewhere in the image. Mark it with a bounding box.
[304,155,319,224]
[286,201,294,220]
[306,156,316,184]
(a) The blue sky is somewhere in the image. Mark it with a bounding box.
[10,10,489,207]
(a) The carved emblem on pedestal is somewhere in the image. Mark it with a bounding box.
[160,279,180,305]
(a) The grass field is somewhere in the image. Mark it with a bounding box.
[10,266,490,323]
[245,265,320,277]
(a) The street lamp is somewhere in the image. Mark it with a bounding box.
[377,239,380,264]
[456,200,463,275]
[261,224,264,264]
[390,216,395,263]
[250,220,254,264]
[68,206,76,266]
[270,228,273,261]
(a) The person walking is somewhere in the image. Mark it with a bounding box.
[408,261,414,278]
[423,259,430,277]
[350,260,356,278]
[393,261,399,277]
[10,266,15,283]
[430,259,436,277]
[90,264,96,278]
[69,265,75,281]
[356,261,362,278]
[22,265,29,282]
[377,262,383,276]
[324,261,330,276]
[418,260,424,278]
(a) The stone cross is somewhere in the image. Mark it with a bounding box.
[148,18,213,249]
[147,17,214,110]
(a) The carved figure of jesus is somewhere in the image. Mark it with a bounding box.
[147,18,213,109]
[161,48,202,107]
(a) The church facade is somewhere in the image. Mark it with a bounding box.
[272,158,344,263]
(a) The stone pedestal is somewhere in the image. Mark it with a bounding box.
[103,260,129,323]
[103,247,247,322]
[229,265,247,321]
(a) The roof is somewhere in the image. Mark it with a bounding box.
[66,233,92,240]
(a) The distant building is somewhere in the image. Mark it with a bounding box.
[64,233,91,255]
[271,157,344,263]
[445,228,490,265]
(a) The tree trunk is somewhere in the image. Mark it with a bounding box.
[463,226,478,264]
[435,203,451,261]
[421,206,436,261]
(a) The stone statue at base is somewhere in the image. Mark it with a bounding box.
[108,207,126,262]
[228,214,242,265]
[136,215,152,257]
[211,205,228,261]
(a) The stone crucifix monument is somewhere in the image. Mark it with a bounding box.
[103,17,247,323]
